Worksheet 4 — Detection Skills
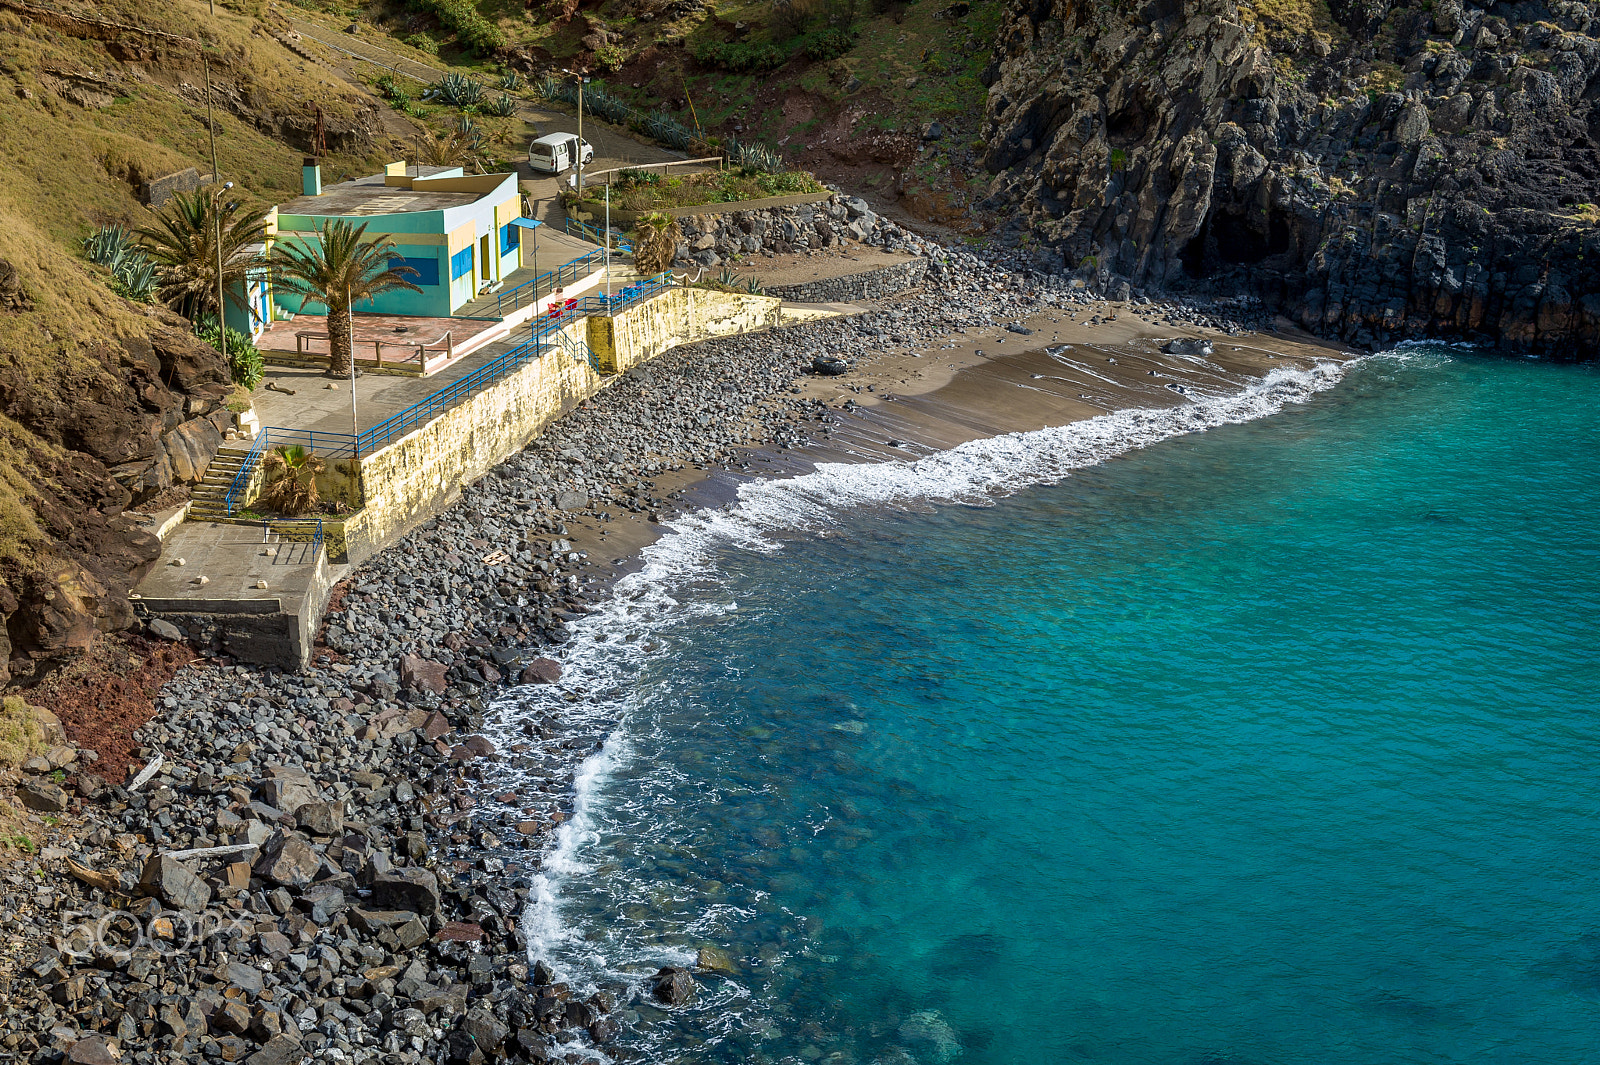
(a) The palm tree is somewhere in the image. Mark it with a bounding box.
[136,187,268,321]
[634,212,682,274]
[267,220,422,378]
[258,445,326,516]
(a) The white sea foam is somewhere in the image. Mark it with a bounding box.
[483,356,1354,1027]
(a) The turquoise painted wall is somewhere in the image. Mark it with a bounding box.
[268,172,521,321]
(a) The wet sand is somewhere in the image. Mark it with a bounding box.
[553,299,1357,588]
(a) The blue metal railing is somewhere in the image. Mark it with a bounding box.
[564,217,633,253]
[222,429,359,516]
[237,275,681,462]
[495,250,605,317]
[223,430,270,516]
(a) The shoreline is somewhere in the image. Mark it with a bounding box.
[0,263,1359,1065]
[555,301,1355,596]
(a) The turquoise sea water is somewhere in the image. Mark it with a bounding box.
[498,349,1600,1064]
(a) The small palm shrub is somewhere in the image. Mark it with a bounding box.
[259,445,326,517]
[634,212,682,274]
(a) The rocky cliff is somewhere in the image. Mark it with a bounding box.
[980,0,1600,355]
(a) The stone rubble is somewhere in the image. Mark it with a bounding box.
[2,236,1263,1064]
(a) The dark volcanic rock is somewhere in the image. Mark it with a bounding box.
[138,855,212,912]
[981,0,1600,357]
[372,867,442,915]
[652,965,697,1004]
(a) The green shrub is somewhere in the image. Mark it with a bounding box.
[692,39,787,72]
[595,45,627,72]
[195,315,265,391]
[804,27,856,61]
[406,0,504,54]
[403,32,440,55]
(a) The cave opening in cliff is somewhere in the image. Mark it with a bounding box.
[1181,208,1292,277]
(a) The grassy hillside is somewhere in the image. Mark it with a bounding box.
[281,0,1003,232]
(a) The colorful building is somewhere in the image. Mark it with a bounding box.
[226,159,533,334]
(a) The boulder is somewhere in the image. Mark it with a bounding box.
[462,1007,509,1053]
[519,658,562,684]
[399,654,449,694]
[257,766,320,812]
[651,965,696,1005]
[147,618,183,641]
[65,1036,121,1065]
[244,1034,305,1065]
[139,855,212,912]
[372,867,442,915]
[296,884,348,923]
[449,736,496,761]
[16,780,67,812]
[252,833,320,889]
[1162,337,1214,357]
[294,800,343,837]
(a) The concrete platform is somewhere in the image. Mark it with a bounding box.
[131,523,342,668]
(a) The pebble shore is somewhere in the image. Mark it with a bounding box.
[0,244,1262,1065]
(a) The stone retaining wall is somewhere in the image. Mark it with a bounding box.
[347,287,780,571]
[764,259,930,303]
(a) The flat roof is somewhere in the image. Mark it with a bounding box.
[278,166,483,217]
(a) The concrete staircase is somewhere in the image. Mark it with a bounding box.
[189,446,256,522]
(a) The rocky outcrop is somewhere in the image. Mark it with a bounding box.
[980,0,1600,356]
[0,303,234,675]
[672,194,944,268]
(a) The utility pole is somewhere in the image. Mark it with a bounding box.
[561,69,590,199]
[203,48,227,373]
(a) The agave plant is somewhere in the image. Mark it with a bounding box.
[482,92,517,118]
[500,72,523,91]
[742,275,766,295]
[84,224,159,300]
[429,72,484,108]
[537,74,568,102]
[714,266,740,288]
[734,141,784,174]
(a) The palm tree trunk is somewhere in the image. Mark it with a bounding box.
[326,298,354,379]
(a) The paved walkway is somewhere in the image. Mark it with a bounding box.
[252,333,523,438]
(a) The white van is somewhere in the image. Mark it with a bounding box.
[528,133,595,174]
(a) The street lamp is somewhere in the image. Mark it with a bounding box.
[559,68,590,199]
[347,285,359,460]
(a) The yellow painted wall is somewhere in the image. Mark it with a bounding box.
[345,319,600,554]
[588,288,782,374]
[335,286,780,561]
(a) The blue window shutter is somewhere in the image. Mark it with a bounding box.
[450,247,474,281]
[500,224,519,255]
[390,255,439,287]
